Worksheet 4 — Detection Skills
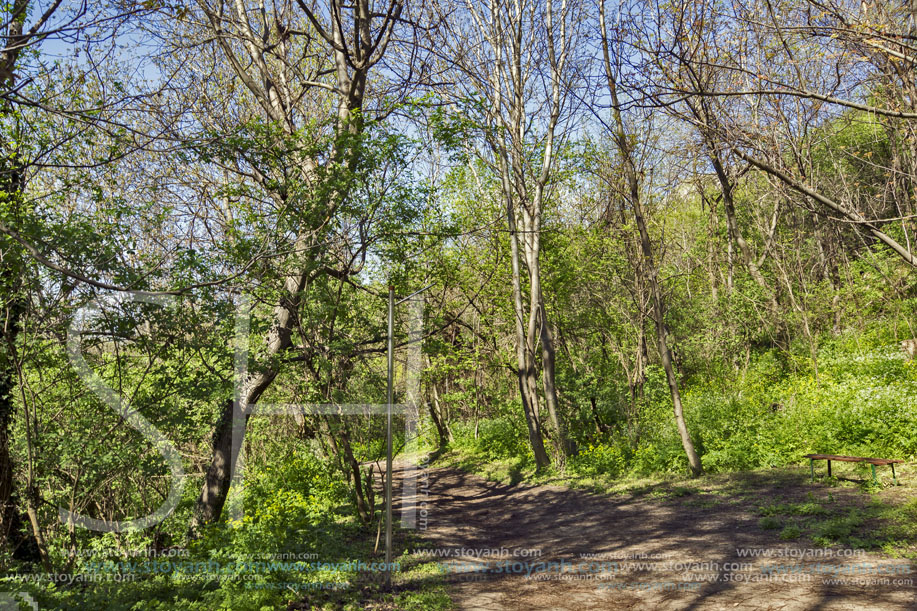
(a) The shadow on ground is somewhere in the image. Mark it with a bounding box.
[392,461,917,610]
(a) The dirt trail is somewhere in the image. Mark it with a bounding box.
[396,462,917,611]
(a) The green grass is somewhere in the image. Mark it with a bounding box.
[759,516,783,530]
[780,524,803,540]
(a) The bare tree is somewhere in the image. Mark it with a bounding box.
[598,0,703,476]
[426,0,583,466]
[642,0,917,269]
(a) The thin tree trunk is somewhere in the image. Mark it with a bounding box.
[536,292,572,456]
[428,379,453,446]
[337,420,373,524]
[707,149,780,316]
[600,3,702,476]
[705,191,720,302]
[505,188,550,470]
[23,488,50,571]
[633,201,704,477]
[0,326,23,556]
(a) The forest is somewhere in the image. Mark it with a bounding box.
[0,0,916,609]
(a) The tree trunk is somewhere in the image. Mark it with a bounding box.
[337,421,373,524]
[588,397,608,435]
[428,380,453,447]
[190,0,392,530]
[600,2,702,476]
[23,487,50,571]
[193,395,249,528]
[505,191,550,470]
[708,150,778,315]
[0,339,23,556]
[191,268,306,530]
[536,292,573,457]
[704,190,720,302]
[632,199,704,477]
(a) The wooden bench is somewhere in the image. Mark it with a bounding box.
[804,454,904,485]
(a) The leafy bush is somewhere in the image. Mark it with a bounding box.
[455,337,917,480]
[570,441,628,478]
[452,413,531,462]
[759,516,782,530]
[780,525,802,540]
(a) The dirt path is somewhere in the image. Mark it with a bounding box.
[398,462,917,611]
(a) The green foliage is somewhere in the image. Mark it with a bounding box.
[453,333,917,482]
[684,340,917,472]
[812,509,867,547]
[452,413,531,464]
[759,516,782,530]
[7,440,448,610]
[570,441,629,479]
[227,448,349,557]
[779,524,802,540]
[6,7,917,608]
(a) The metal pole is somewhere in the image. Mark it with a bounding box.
[381,283,429,589]
[384,285,394,589]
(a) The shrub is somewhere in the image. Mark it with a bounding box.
[759,516,782,530]
[570,442,628,478]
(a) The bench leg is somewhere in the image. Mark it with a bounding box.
[827,460,831,478]
[871,463,877,485]
[810,458,814,481]
[891,463,898,485]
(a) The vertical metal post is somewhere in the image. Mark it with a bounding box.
[384,285,394,589]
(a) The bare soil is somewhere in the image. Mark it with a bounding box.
[399,461,917,610]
